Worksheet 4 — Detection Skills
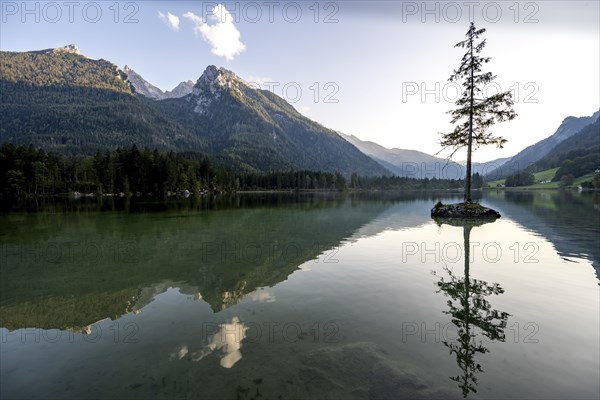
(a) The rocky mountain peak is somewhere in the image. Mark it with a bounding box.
[194,66,249,91]
[552,109,600,143]
[164,80,195,99]
[123,66,193,100]
[49,44,83,56]
[122,65,165,100]
[190,66,251,114]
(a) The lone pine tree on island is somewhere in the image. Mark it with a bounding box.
[433,22,517,219]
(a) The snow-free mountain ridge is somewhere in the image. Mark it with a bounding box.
[485,110,600,179]
[1,45,598,181]
[0,46,389,177]
[124,65,194,100]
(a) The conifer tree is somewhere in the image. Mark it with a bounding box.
[441,23,517,203]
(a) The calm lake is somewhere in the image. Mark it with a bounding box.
[1,190,599,399]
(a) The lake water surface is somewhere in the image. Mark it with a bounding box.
[1,191,599,399]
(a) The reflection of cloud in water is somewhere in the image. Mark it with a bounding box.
[169,345,188,360]
[299,265,312,272]
[244,287,275,303]
[170,317,248,369]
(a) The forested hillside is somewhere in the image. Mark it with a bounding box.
[0,48,389,177]
[0,50,206,154]
[485,111,600,180]
[527,118,599,181]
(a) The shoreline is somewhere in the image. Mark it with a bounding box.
[3,186,596,200]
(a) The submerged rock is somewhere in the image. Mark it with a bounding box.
[298,342,445,399]
[431,202,501,219]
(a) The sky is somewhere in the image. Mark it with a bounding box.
[1,1,598,162]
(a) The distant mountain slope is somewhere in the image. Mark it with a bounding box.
[341,133,463,179]
[529,118,600,181]
[123,65,164,99]
[530,117,600,171]
[0,47,389,176]
[486,110,600,179]
[124,66,194,100]
[341,133,510,179]
[470,157,511,176]
[164,80,195,99]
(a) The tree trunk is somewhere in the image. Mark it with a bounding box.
[465,32,474,204]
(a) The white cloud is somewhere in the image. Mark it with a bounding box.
[183,5,246,61]
[244,288,275,302]
[158,11,180,31]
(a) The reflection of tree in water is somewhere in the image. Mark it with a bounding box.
[433,219,510,398]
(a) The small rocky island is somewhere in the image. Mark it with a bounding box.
[431,202,501,219]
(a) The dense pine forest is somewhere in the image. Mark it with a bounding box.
[0,144,466,200]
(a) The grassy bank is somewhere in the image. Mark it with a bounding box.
[486,168,595,189]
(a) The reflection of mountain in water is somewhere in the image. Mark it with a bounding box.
[485,191,600,275]
[0,194,404,331]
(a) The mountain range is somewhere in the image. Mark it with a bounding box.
[341,133,464,179]
[341,133,514,179]
[485,110,600,180]
[1,45,597,180]
[0,45,387,176]
[113,62,599,181]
